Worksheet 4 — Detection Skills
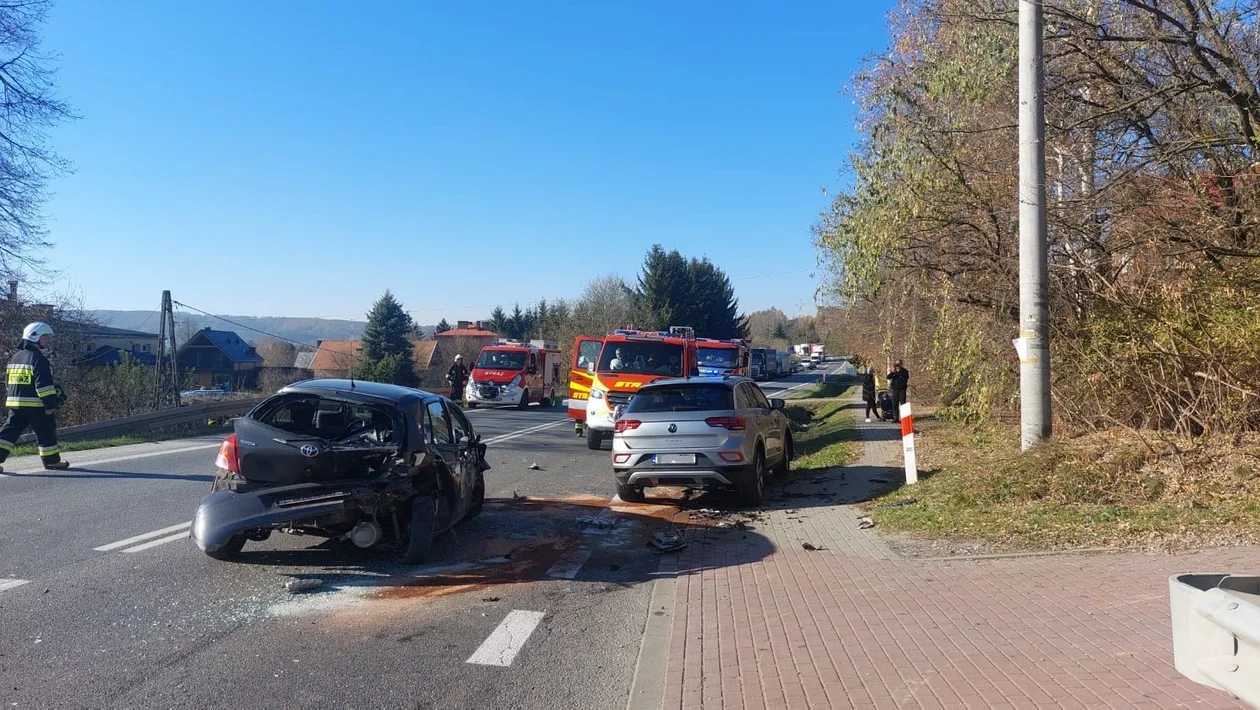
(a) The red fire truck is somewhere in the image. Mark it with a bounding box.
[465,339,562,409]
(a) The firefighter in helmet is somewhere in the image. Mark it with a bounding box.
[0,322,69,471]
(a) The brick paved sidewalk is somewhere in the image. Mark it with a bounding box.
[659,399,1253,709]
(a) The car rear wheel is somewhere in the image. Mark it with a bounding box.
[518,389,530,409]
[616,482,645,503]
[772,434,793,477]
[738,449,766,507]
[205,534,245,561]
[400,496,436,564]
[586,427,603,450]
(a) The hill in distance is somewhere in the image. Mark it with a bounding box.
[89,310,385,347]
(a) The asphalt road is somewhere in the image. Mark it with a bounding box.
[0,366,844,709]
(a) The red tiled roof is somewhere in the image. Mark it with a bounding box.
[436,328,498,338]
[310,339,440,372]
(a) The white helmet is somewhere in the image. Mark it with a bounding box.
[23,321,54,343]
[454,354,463,361]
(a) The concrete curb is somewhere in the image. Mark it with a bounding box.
[625,537,680,710]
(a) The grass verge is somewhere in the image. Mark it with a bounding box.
[11,420,234,458]
[784,384,857,472]
[792,377,854,400]
[868,416,1260,552]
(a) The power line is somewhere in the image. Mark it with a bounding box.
[172,300,318,349]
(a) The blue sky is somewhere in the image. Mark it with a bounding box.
[39,0,892,324]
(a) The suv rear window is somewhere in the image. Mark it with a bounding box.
[624,384,733,413]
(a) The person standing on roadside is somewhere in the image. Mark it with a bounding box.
[0,322,69,471]
[446,354,469,404]
[861,366,879,423]
[887,359,909,422]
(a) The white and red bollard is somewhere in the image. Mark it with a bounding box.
[900,402,918,484]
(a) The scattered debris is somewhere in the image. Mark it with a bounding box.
[528,462,541,470]
[284,579,323,595]
[512,491,527,501]
[576,515,619,528]
[802,542,826,551]
[883,498,918,508]
[481,596,501,603]
[734,520,750,531]
[650,531,687,552]
[857,516,876,530]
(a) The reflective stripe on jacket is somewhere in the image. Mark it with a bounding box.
[6,341,58,409]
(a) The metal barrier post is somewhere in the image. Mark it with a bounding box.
[1170,573,1260,707]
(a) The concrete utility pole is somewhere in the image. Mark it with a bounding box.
[1017,0,1051,450]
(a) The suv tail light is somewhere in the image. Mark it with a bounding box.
[705,416,746,431]
[614,419,641,433]
[215,434,240,473]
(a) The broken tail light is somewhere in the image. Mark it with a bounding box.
[704,416,746,431]
[215,434,240,473]
[614,419,641,433]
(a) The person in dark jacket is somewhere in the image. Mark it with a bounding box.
[446,354,469,403]
[861,367,879,422]
[887,359,910,422]
[0,322,69,471]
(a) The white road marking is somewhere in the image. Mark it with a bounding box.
[545,549,591,580]
[1,443,221,477]
[94,521,191,552]
[0,578,30,593]
[121,530,190,553]
[482,420,568,445]
[466,610,547,667]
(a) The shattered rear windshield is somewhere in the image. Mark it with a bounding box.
[624,385,733,413]
[253,395,399,444]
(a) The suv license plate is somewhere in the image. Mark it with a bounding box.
[654,453,695,465]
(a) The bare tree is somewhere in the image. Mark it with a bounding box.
[255,336,297,367]
[0,1,74,280]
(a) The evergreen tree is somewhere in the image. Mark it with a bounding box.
[508,302,525,340]
[686,257,747,340]
[634,244,691,330]
[489,306,509,336]
[355,290,418,387]
[434,318,452,335]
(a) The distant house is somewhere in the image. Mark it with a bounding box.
[65,324,161,365]
[309,339,362,379]
[427,321,499,392]
[177,327,265,390]
[294,351,317,370]
[308,338,446,388]
[78,346,158,368]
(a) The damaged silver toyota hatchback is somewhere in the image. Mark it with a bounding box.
[191,379,489,564]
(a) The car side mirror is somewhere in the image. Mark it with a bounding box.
[771,398,785,410]
[586,363,595,374]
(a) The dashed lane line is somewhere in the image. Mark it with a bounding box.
[122,530,191,553]
[0,443,222,478]
[94,521,191,553]
[482,419,569,445]
[466,610,547,667]
[0,578,30,593]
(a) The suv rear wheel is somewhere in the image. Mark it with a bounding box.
[737,448,766,507]
[772,434,793,477]
[616,482,645,503]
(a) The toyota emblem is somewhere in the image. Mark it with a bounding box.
[668,423,678,433]
[300,444,320,458]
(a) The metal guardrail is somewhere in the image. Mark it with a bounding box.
[1170,573,1260,707]
[17,397,263,444]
